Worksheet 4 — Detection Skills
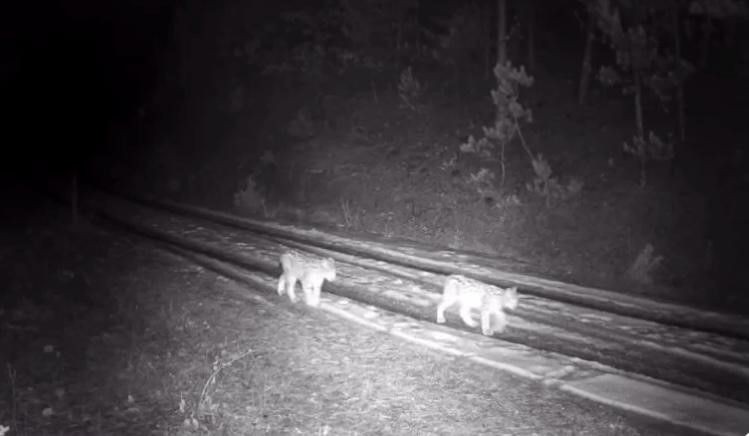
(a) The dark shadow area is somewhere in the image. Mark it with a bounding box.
[4,0,749,311]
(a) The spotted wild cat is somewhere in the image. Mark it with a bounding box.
[436,274,518,335]
[277,251,336,307]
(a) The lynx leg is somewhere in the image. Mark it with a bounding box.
[459,305,478,328]
[286,279,299,303]
[311,283,322,307]
[480,310,494,336]
[436,294,456,324]
[436,280,458,324]
[436,304,446,324]
[313,288,322,307]
[493,310,507,333]
[302,282,316,307]
[278,254,292,297]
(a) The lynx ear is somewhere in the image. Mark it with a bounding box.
[324,258,335,267]
[507,286,518,294]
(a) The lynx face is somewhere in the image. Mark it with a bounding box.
[277,251,336,307]
[436,274,518,336]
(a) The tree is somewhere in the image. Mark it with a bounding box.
[591,0,691,186]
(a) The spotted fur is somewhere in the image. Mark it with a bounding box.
[436,275,518,335]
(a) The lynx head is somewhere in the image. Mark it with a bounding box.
[503,286,519,310]
[321,257,336,281]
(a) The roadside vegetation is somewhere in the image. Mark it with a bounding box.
[99,0,749,312]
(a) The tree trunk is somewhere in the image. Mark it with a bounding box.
[699,16,713,68]
[483,0,492,79]
[497,0,507,67]
[672,2,686,144]
[526,0,536,72]
[578,5,596,104]
[496,0,509,184]
[634,71,647,187]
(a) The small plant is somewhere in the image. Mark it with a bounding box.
[185,347,253,430]
[467,167,500,200]
[459,135,494,158]
[526,154,584,207]
[623,131,674,187]
[234,151,279,218]
[398,66,423,111]
[339,198,362,230]
[381,211,395,238]
[233,176,265,214]
[461,61,535,192]
[593,1,689,185]
[484,61,535,187]
[627,243,663,285]
[458,61,546,204]
[495,193,522,208]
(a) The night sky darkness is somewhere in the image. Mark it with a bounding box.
[4,0,175,178]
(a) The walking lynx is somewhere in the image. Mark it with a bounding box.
[436,275,518,336]
[277,251,336,307]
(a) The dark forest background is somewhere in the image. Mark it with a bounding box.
[4,0,748,311]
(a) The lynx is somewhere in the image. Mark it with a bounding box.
[277,251,336,307]
[436,274,518,336]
